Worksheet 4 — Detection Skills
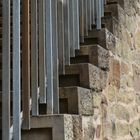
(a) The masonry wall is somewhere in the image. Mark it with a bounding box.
[98,0,140,139]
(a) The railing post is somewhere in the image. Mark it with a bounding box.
[52,0,59,113]
[22,0,31,129]
[45,0,54,114]
[74,0,80,50]
[2,0,11,139]
[69,0,75,57]
[13,0,21,139]
[79,0,84,43]
[95,0,102,29]
[57,0,65,74]
[63,0,70,65]
[92,0,96,25]
[84,0,88,36]
[39,0,46,104]
[87,0,92,30]
[31,0,39,116]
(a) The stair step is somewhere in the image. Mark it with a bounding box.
[106,0,124,8]
[71,44,110,70]
[59,86,93,115]
[80,37,98,46]
[22,114,96,140]
[59,63,107,91]
[87,28,116,53]
[105,3,125,25]
[22,115,81,140]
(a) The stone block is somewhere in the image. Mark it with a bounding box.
[60,63,107,91]
[106,0,125,8]
[108,58,120,89]
[59,86,94,115]
[116,90,135,104]
[133,65,140,91]
[22,115,74,140]
[88,28,116,53]
[116,122,130,137]
[130,119,140,138]
[72,44,110,70]
[110,104,130,122]
[106,85,117,103]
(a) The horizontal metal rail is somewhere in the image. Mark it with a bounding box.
[2,0,105,139]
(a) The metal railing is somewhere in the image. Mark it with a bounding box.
[2,0,105,139]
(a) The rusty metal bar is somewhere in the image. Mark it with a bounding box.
[13,0,21,139]
[2,0,11,139]
[31,0,39,115]
[22,0,31,129]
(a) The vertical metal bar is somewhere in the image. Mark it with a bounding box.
[87,0,92,30]
[92,0,96,25]
[52,0,59,113]
[84,0,88,36]
[69,0,75,57]
[39,0,46,104]
[74,0,80,50]
[2,0,11,139]
[45,0,54,114]
[95,0,101,29]
[13,0,21,139]
[31,0,39,115]
[79,0,84,43]
[22,0,31,129]
[63,0,70,65]
[101,0,104,17]
[57,0,65,74]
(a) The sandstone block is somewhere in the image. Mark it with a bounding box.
[59,87,94,115]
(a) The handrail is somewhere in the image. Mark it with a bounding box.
[2,0,105,139]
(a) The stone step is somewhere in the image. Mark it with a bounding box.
[59,86,93,115]
[106,0,124,8]
[71,44,110,70]
[102,14,123,38]
[22,115,81,140]
[22,114,99,140]
[105,3,126,26]
[59,63,107,91]
[87,28,116,53]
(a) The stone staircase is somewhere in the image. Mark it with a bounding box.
[1,0,140,140]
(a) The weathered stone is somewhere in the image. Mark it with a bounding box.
[110,104,130,122]
[130,119,140,138]
[108,58,120,89]
[133,65,140,91]
[72,116,82,140]
[93,92,102,108]
[82,116,95,140]
[71,44,110,70]
[116,122,130,137]
[59,87,94,115]
[106,85,117,102]
[116,90,135,104]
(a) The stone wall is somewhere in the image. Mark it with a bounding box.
[98,0,140,139]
